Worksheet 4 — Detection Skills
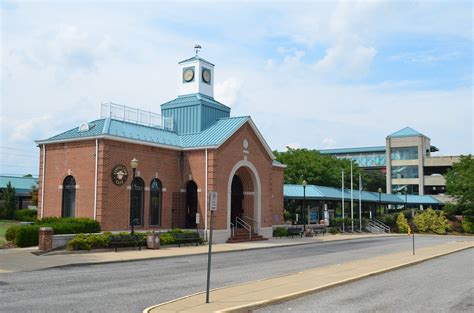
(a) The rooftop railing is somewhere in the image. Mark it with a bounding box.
[101,102,173,131]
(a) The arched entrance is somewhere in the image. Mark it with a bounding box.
[130,177,144,226]
[227,160,261,234]
[185,180,198,228]
[231,175,244,222]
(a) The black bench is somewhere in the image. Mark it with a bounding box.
[172,233,201,247]
[311,225,327,236]
[288,227,304,238]
[109,235,146,252]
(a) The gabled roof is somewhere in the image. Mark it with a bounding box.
[161,93,230,111]
[387,127,426,138]
[36,116,276,160]
[319,146,386,155]
[178,55,215,66]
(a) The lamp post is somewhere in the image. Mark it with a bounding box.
[378,187,382,218]
[130,158,139,235]
[303,180,307,231]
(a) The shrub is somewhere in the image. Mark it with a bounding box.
[396,212,410,233]
[378,214,396,229]
[67,233,110,251]
[328,227,339,235]
[462,220,474,234]
[414,209,450,235]
[169,228,184,234]
[14,209,38,222]
[5,225,21,241]
[273,227,289,237]
[159,232,176,245]
[14,225,40,247]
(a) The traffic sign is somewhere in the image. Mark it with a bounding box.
[209,191,218,211]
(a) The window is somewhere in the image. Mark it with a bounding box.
[391,147,418,160]
[391,166,419,179]
[62,176,76,217]
[392,184,419,195]
[149,179,162,226]
[130,177,144,226]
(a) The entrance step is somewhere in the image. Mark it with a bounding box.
[227,230,268,243]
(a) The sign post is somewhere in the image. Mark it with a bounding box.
[206,191,218,304]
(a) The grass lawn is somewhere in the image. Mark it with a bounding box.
[0,220,19,246]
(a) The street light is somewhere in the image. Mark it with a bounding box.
[378,187,382,218]
[302,180,307,231]
[130,158,139,235]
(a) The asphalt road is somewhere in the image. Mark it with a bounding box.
[0,236,468,313]
[258,248,474,313]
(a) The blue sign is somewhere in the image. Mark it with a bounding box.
[309,209,318,223]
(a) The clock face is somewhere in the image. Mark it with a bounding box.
[112,165,128,186]
[202,68,211,84]
[183,68,194,82]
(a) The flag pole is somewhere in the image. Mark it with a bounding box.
[350,162,354,232]
[342,169,345,232]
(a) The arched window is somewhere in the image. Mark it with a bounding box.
[130,177,144,226]
[62,176,76,217]
[149,179,162,226]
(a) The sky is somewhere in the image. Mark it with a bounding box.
[1,0,473,177]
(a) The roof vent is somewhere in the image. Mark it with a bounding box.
[78,122,90,132]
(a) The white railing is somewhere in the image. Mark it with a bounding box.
[243,215,259,234]
[235,217,252,239]
[374,219,391,233]
[101,102,173,131]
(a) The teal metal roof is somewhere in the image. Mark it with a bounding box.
[180,116,249,147]
[284,184,442,206]
[178,55,215,66]
[387,127,425,138]
[161,93,230,111]
[0,176,38,193]
[319,146,386,155]
[38,116,251,149]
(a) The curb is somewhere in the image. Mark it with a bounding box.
[143,243,473,313]
[36,235,401,272]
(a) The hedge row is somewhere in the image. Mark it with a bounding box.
[14,209,38,222]
[6,217,101,247]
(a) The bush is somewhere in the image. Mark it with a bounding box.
[328,227,339,235]
[462,220,474,234]
[14,225,40,247]
[273,227,289,237]
[159,232,176,245]
[6,217,101,247]
[396,212,410,233]
[378,214,396,229]
[14,209,38,222]
[414,209,450,235]
[67,233,110,251]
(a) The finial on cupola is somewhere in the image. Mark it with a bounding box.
[194,44,202,55]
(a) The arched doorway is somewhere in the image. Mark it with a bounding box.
[149,179,162,226]
[227,160,261,234]
[185,180,198,228]
[130,177,144,226]
[231,175,244,223]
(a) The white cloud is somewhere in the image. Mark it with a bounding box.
[215,78,242,107]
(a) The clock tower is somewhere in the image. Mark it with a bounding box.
[178,51,215,98]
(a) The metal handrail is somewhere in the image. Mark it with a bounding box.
[235,217,252,239]
[243,215,259,234]
[230,222,235,238]
[373,219,391,233]
[367,221,384,233]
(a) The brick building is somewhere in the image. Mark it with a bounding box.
[36,54,285,242]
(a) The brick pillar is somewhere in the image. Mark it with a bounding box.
[38,227,54,251]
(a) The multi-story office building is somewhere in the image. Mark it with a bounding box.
[320,127,461,202]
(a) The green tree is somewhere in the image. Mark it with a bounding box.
[1,182,16,219]
[274,147,385,191]
[444,155,474,230]
[30,185,38,207]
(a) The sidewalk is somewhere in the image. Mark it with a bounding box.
[145,239,474,313]
[0,233,398,273]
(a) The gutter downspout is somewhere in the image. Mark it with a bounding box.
[41,144,46,219]
[205,148,208,240]
[93,139,98,220]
